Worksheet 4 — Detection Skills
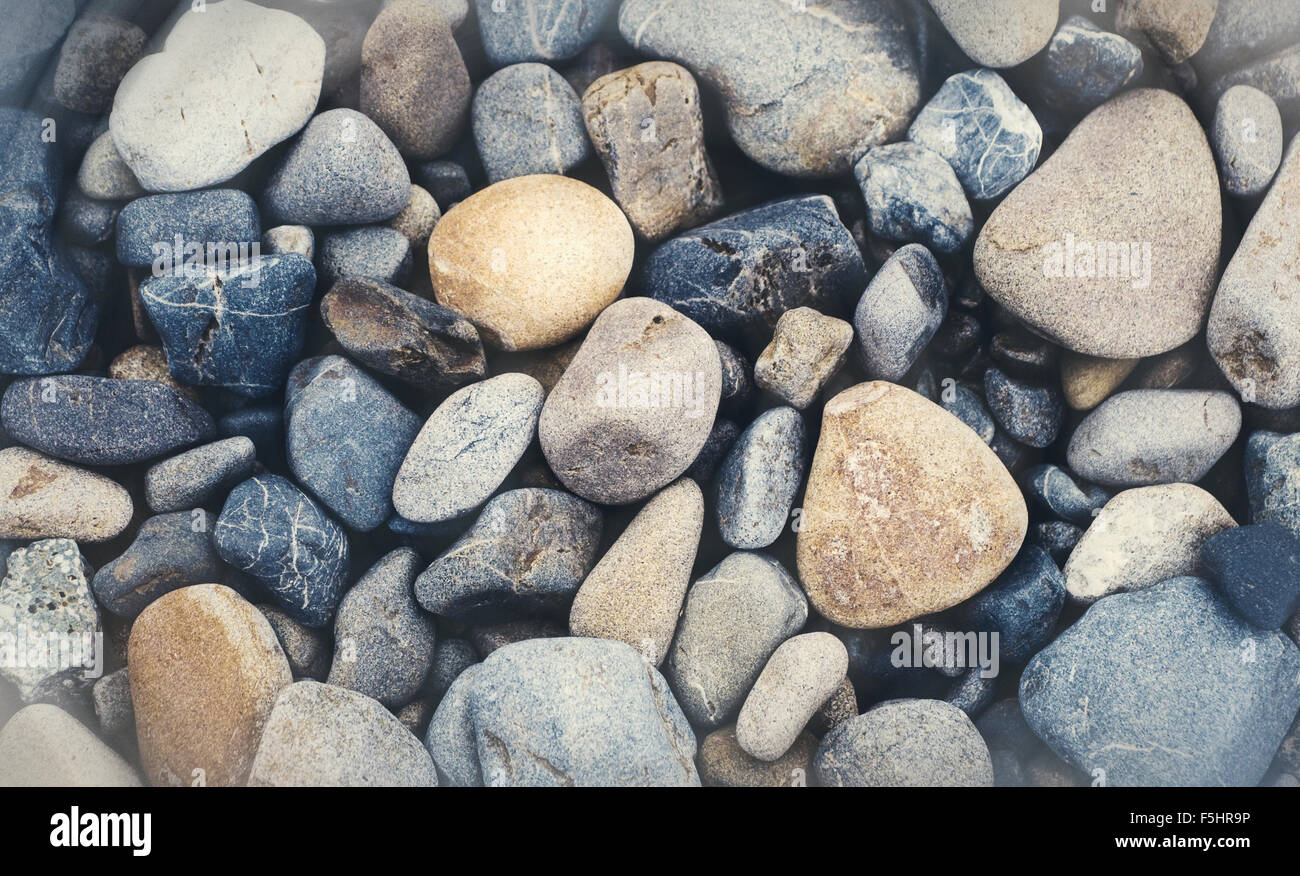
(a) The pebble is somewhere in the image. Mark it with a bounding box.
[144,437,257,514]
[982,366,1064,449]
[1065,389,1242,487]
[644,195,867,347]
[855,141,973,254]
[1246,431,1300,535]
[219,407,284,471]
[1116,0,1215,64]
[926,0,1057,68]
[814,699,994,787]
[1042,15,1143,112]
[582,61,723,241]
[473,63,590,183]
[258,605,330,681]
[0,704,140,787]
[386,185,440,247]
[1059,350,1138,411]
[975,89,1221,359]
[263,109,411,226]
[423,664,481,786]
[53,15,146,114]
[736,632,847,762]
[796,381,1027,628]
[129,584,292,786]
[908,69,1042,201]
[1022,463,1104,525]
[214,475,350,628]
[810,677,859,736]
[1202,523,1300,629]
[360,0,470,159]
[317,226,412,288]
[285,355,421,532]
[569,478,703,665]
[0,538,99,701]
[392,372,544,523]
[261,225,314,260]
[754,308,853,410]
[1032,520,1084,565]
[326,549,437,708]
[460,637,699,786]
[115,189,261,269]
[960,544,1065,663]
[539,297,721,504]
[699,726,816,788]
[1,375,215,465]
[109,0,325,191]
[1211,85,1283,197]
[1062,483,1236,603]
[1208,136,1300,409]
[619,0,919,177]
[108,345,198,401]
[716,341,755,415]
[665,552,808,728]
[469,617,567,656]
[321,277,485,390]
[59,189,120,248]
[0,448,132,543]
[415,488,603,623]
[714,407,807,550]
[93,668,135,743]
[414,160,472,209]
[1021,577,1300,786]
[249,681,436,787]
[685,418,740,484]
[92,511,225,620]
[428,174,634,351]
[854,243,948,382]
[140,254,317,397]
[940,383,995,444]
[77,130,144,200]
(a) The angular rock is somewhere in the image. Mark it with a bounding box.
[753,308,853,410]
[92,511,225,620]
[855,141,973,253]
[714,407,807,550]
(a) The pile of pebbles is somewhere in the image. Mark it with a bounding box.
[1,0,1299,788]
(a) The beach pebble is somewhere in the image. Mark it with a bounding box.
[1022,463,1105,525]
[414,160,473,209]
[129,584,292,786]
[145,437,257,514]
[1066,389,1241,487]
[961,544,1065,663]
[476,0,615,65]
[0,448,132,543]
[685,419,740,484]
[423,665,481,786]
[736,632,847,762]
[909,69,1042,201]
[0,0,75,100]
[1063,483,1236,603]
[262,225,314,260]
[643,195,867,347]
[92,511,225,620]
[59,189,120,248]
[1021,577,1300,786]
[109,0,325,191]
[317,226,411,288]
[1202,523,1300,629]
[77,130,144,201]
[714,407,807,550]
[926,0,1057,67]
[975,89,1221,359]
[286,356,421,532]
[569,479,702,665]
[1041,15,1143,111]
[249,681,436,787]
[665,552,809,728]
[0,704,140,787]
[1211,85,1283,197]
[386,185,440,247]
[214,475,350,628]
[539,298,720,504]
[582,61,723,241]
[426,639,478,701]
[1246,431,1300,535]
[940,384,996,444]
[814,698,994,786]
[473,63,590,183]
[116,189,260,269]
[983,366,1064,449]
[429,174,633,351]
[93,668,135,742]
[321,277,485,391]
[258,605,330,681]
[797,382,1027,628]
[619,0,919,177]
[393,373,544,523]
[699,726,816,788]
[263,109,412,226]
[855,142,973,254]
[1059,350,1138,411]
[1115,0,1215,64]
[415,488,602,623]
[754,308,853,410]
[854,243,948,383]
[327,549,437,709]
[53,15,146,114]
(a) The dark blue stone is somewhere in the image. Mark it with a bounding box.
[1031,519,1083,564]
[116,189,260,269]
[940,383,994,444]
[714,406,807,550]
[1022,463,1102,525]
[1202,522,1300,629]
[961,544,1065,663]
[983,366,1064,448]
[685,418,740,484]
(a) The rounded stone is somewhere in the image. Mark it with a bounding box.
[736,632,848,762]
[1202,522,1300,629]
[1060,350,1139,411]
[92,511,226,620]
[77,130,144,200]
[699,725,816,788]
[472,63,591,183]
[982,366,1064,449]
[0,448,132,543]
[386,185,440,247]
[854,141,973,253]
[108,345,197,401]
[1211,85,1283,197]
[317,226,412,289]
[476,0,617,65]
[258,605,330,681]
[0,704,141,787]
[53,15,147,114]
[854,243,948,382]
[714,407,807,550]
[144,437,257,514]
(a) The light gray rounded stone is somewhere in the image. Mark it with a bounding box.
[736,632,848,762]
[424,663,482,787]
[0,704,141,787]
[854,243,948,381]
[1212,85,1284,197]
[472,63,591,183]
[714,406,808,550]
[77,131,144,201]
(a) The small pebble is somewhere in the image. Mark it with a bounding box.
[473,63,590,183]
[736,632,847,762]
[144,437,257,514]
[699,726,816,788]
[854,243,948,382]
[926,0,1057,67]
[92,511,225,620]
[1202,522,1300,629]
[1211,85,1283,197]
[714,407,807,550]
[317,226,412,288]
[753,307,853,410]
[0,447,132,543]
[961,544,1065,663]
[855,141,973,253]
[258,605,331,681]
[982,366,1064,449]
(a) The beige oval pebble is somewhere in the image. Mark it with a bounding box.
[1060,350,1139,411]
[429,174,634,351]
[0,447,133,542]
[736,632,848,762]
[796,381,1027,629]
[129,584,292,786]
[0,704,142,786]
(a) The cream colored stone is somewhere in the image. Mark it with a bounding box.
[1060,350,1139,410]
[0,447,132,543]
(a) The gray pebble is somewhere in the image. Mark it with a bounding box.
[753,307,853,410]
[423,663,482,786]
[714,407,807,550]
[92,510,225,620]
[854,243,948,381]
[425,638,478,701]
[472,63,590,183]
[258,604,331,681]
[144,437,257,514]
[736,632,847,762]
[855,141,973,254]
[317,226,412,288]
[983,366,1064,449]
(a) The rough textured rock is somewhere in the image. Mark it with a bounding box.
[0,448,132,543]
[1202,522,1300,629]
[1041,15,1143,112]
[714,407,807,550]
[258,605,330,681]
[1060,350,1139,411]
[53,15,146,114]
[92,511,225,620]
[317,226,411,288]
[144,437,257,514]
[1247,430,1300,535]
[1211,85,1283,197]
[854,243,948,382]
[0,704,141,787]
[1116,0,1216,64]
[473,63,590,183]
[753,308,853,410]
[983,366,1064,449]
[476,0,616,65]
[736,632,847,762]
[854,141,973,253]
[699,725,816,787]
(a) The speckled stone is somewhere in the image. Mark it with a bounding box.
[797,382,1027,629]
[983,366,1064,449]
[59,189,120,248]
[539,297,721,505]
[1202,522,1300,629]
[1211,85,1282,197]
[940,383,995,444]
[569,479,702,665]
[1066,389,1241,487]
[77,130,144,200]
[855,141,973,254]
[854,243,948,382]
[699,725,816,788]
[328,549,437,709]
[214,475,350,628]
[415,488,602,624]
[0,448,132,543]
[249,681,436,787]
[714,407,807,550]
[927,0,1056,67]
[423,663,481,786]
[386,185,440,247]
[393,373,544,523]
[129,584,292,786]
[0,704,140,787]
[429,175,634,351]
[1021,577,1300,786]
[262,225,314,260]
[317,226,412,288]
[144,437,257,514]
[665,552,808,728]
[961,544,1065,663]
[93,668,135,743]
[116,189,260,269]
[1042,15,1143,112]
[1022,463,1105,526]
[426,638,478,701]
[1116,0,1215,64]
[1246,430,1300,535]
[473,63,590,183]
[814,698,994,786]
[258,605,330,681]
[1062,483,1236,603]
[477,0,616,65]
[0,0,76,101]
[92,511,225,620]
[1060,350,1139,411]
[810,677,859,736]
[753,308,853,410]
[736,632,847,762]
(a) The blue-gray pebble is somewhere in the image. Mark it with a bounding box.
[983,366,1064,449]
[115,189,260,269]
[1042,16,1143,111]
[1246,430,1300,535]
[854,243,947,381]
[474,0,616,66]
[317,226,411,288]
[715,406,807,549]
[1202,523,1300,629]
[92,510,225,619]
[961,544,1064,664]
[472,63,591,183]
[855,141,972,254]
